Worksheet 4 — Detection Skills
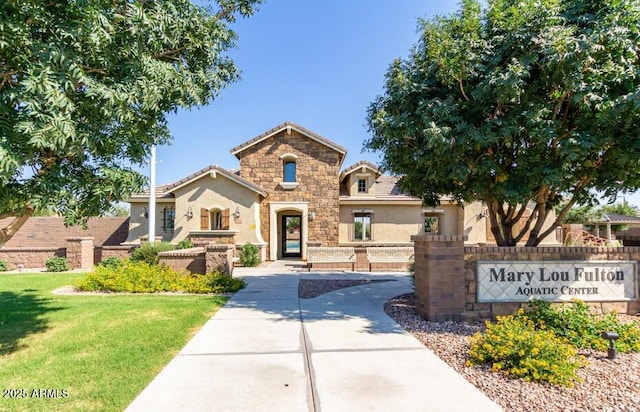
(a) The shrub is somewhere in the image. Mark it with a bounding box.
[130,241,175,266]
[525,300,640,352]
[74,261,245,294]
[468,313,587,387]
[46,257,70,272]
[239,243,260,267]
[177,238,195,249]
[0,259,9,271]
[98,257,124,269]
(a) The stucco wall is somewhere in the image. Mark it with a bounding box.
[126,201,175,243]
[346,172,376,197]
[171,174,263,245]
[462,202,560,246]
[338,203,460,244]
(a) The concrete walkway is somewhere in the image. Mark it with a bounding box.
[126,261,501,412]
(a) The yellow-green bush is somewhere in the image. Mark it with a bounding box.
[525,299,640,352]
[468,313,587,387]
[74,260,245,294]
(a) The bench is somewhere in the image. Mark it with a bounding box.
[307,247,355,271]
[366,247,414,271]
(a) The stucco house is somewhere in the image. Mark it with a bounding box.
[125,122,559,261]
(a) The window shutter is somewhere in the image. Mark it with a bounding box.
[200,208,209,230]
[221,208,230,230]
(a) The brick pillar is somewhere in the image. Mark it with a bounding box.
[205,245,235,276]
[412,235,467,322]
[354,246,368,271]
[66,237,95,270]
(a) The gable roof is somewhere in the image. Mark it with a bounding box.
[230,122,348,161]
[129,165,267,201]
[339,160,381,182]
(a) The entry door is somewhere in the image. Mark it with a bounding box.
[281,215,302,257]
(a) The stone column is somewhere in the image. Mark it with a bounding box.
[412,235,467,322]
[66,237,95,270]
[205,244,235,276]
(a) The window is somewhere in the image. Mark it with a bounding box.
[200,208,229,230]
[162,206,175,233]
[424,216,439,233]
[422,210,444,234]
[284,161,296,182]
[353,212,371,241]
[357,178,367,193]
[211,210,223,230]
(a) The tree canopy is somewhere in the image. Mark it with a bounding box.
[366,0,640,246]
[0,0,261,245]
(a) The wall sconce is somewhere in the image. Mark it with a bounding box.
[309,211,315,220]
[479,208,488,218]
[185,206,193,219]
[233,206,240,219]
[140,207,148,219]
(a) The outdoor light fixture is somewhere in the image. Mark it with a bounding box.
[140,207,148,219]
[601,331,619,360]
[309,211,316,220]
[233,206,240,219]
[185,207,193,219]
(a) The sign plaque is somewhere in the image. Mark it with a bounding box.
[477,261,637,303]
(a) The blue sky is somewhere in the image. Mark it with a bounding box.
[152,1,460,184]
[149,0,639,207]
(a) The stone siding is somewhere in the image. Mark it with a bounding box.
[237,129,342,257]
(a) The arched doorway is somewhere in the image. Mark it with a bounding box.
[269,202,308,260]
[281,214,302,258]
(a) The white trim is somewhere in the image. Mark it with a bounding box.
[164,169,267,197]
[279,182,299,190]
[231,124,347,158]
[279,153,298,160]
[269,202,309,260]
[254,204,266,245]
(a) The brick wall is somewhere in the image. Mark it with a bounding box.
[413,235,467,322]
[158,248,206,274]
[94,246,136,263]
[0,248,65,269]
[1,216,129,248]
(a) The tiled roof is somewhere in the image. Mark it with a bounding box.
[230,121,347,157]
[374,175,416,199]
[593,212,640,224]
[130,165,268,201]
[0,216,130,248]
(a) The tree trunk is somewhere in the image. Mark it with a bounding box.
[0,209,34,248]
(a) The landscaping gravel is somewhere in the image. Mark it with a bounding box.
[298,278,395,299]
[385,293,640,412]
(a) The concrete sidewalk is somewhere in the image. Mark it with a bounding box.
[126,262,501,412]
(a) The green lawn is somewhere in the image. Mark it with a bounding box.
[0,273,227,412]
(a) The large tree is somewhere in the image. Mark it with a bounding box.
[0,0,261,246]
[366,0,640,246]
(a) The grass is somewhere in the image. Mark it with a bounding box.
[0,273,228,412]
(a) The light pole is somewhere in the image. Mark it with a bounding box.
[148,144,156,244]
